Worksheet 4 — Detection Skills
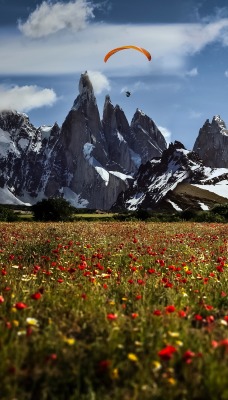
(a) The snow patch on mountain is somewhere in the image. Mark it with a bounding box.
[0,186,30,205]
[60,187,89,208]
[192,181,228,198]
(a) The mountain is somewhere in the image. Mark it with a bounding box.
[193,115,228,168]
[112,141,228,212]
[0,72,167,209]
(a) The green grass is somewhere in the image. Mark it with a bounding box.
[0,221,227,400]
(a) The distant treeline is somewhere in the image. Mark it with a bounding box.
[0,201,228,223]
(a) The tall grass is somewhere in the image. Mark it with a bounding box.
[0,222,227,400]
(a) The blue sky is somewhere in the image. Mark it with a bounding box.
[1,0,228,149]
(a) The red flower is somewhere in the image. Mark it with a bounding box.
[153,310,162,316]
[57,278,64,283]
[194,314,203,321]
[219,339,228,347]
[131,313,139,319]
[107,313,117,321]
[15,302,27,310]
[135,294,142,300]
[182,350,195,364]
[0,295,4,303]
[31,292,42,300]
[98,359,111,371]
[165,305,175,313]
[158,345,177,360]
[147,268,156,274]
[178,310,187,318]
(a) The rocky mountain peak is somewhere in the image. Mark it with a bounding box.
[72,71,97,111]
[193,115,228,167]
[211,115,228,135]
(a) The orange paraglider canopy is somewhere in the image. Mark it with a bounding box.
[104,45,151,62]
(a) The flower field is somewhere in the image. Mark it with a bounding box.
[0,221,228,400]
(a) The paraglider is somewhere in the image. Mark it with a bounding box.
[125,91,131,97]
[104,45,151,63]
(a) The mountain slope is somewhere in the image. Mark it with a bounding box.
[0,72,167,209]
[112,141,228,211]
[193,115,228,168]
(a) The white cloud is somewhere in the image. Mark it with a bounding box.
[189,110,202,119]
[2,19,228,76]
[225,70,228,77]
[0,85,57,112]
[87,70,110,94]
[18,0,95,38]
[185,67,198,77]
[158,126,172,144]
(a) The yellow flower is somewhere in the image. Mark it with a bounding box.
[152,360,162,372]
[63,337,75,345]
[168,377,177,386]
[109,300,115,305]
[175,340,183,347]
[122,297,128,301]
[111,368,119,379]
[26,317,39,327]
[168,331,179,338]
[128,353,139,362]
[12,320,19,327]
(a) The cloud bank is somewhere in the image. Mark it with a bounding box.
[0,85,57,112]
[18,0,95,38]
[87,70,111,94]
[158,126,172,144]
[1,19,228,76]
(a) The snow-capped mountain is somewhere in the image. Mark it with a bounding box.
[112,141,228,212]
[0,72,167,209]
[193,115,228,168]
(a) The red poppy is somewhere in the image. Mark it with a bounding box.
[194,314,203,321]
[131,313,139,319]
[158,345,177,360]
[31,292,42,300]
[15,302,27,310]
[107,313,117,321]
[153,310,162,316]
[166,305,175,313]
[182,350,195,364]
[178,310,187,318]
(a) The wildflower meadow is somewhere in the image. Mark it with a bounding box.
[0,221,227,400]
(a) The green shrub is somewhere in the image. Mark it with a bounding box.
[32,198,75,221]
[194,211,226,223]
[211,203,228,220]
[0,205,19,221]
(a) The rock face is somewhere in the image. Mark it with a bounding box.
[112,141,228,212]
[193,115,228,168]
[0,72,167,209]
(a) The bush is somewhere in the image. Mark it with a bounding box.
[32,198,75,222]
[0,205,19,222]
[194,211,226,223]
[180,209,198,221]
[211,203,228,220]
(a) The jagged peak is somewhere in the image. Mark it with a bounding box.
[103,94,113,110]
[72,71,97,111]
[202,115,228,136]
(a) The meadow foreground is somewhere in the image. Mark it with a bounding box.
[0,221,227,400]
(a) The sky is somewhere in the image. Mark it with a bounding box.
[1,0,228,149]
